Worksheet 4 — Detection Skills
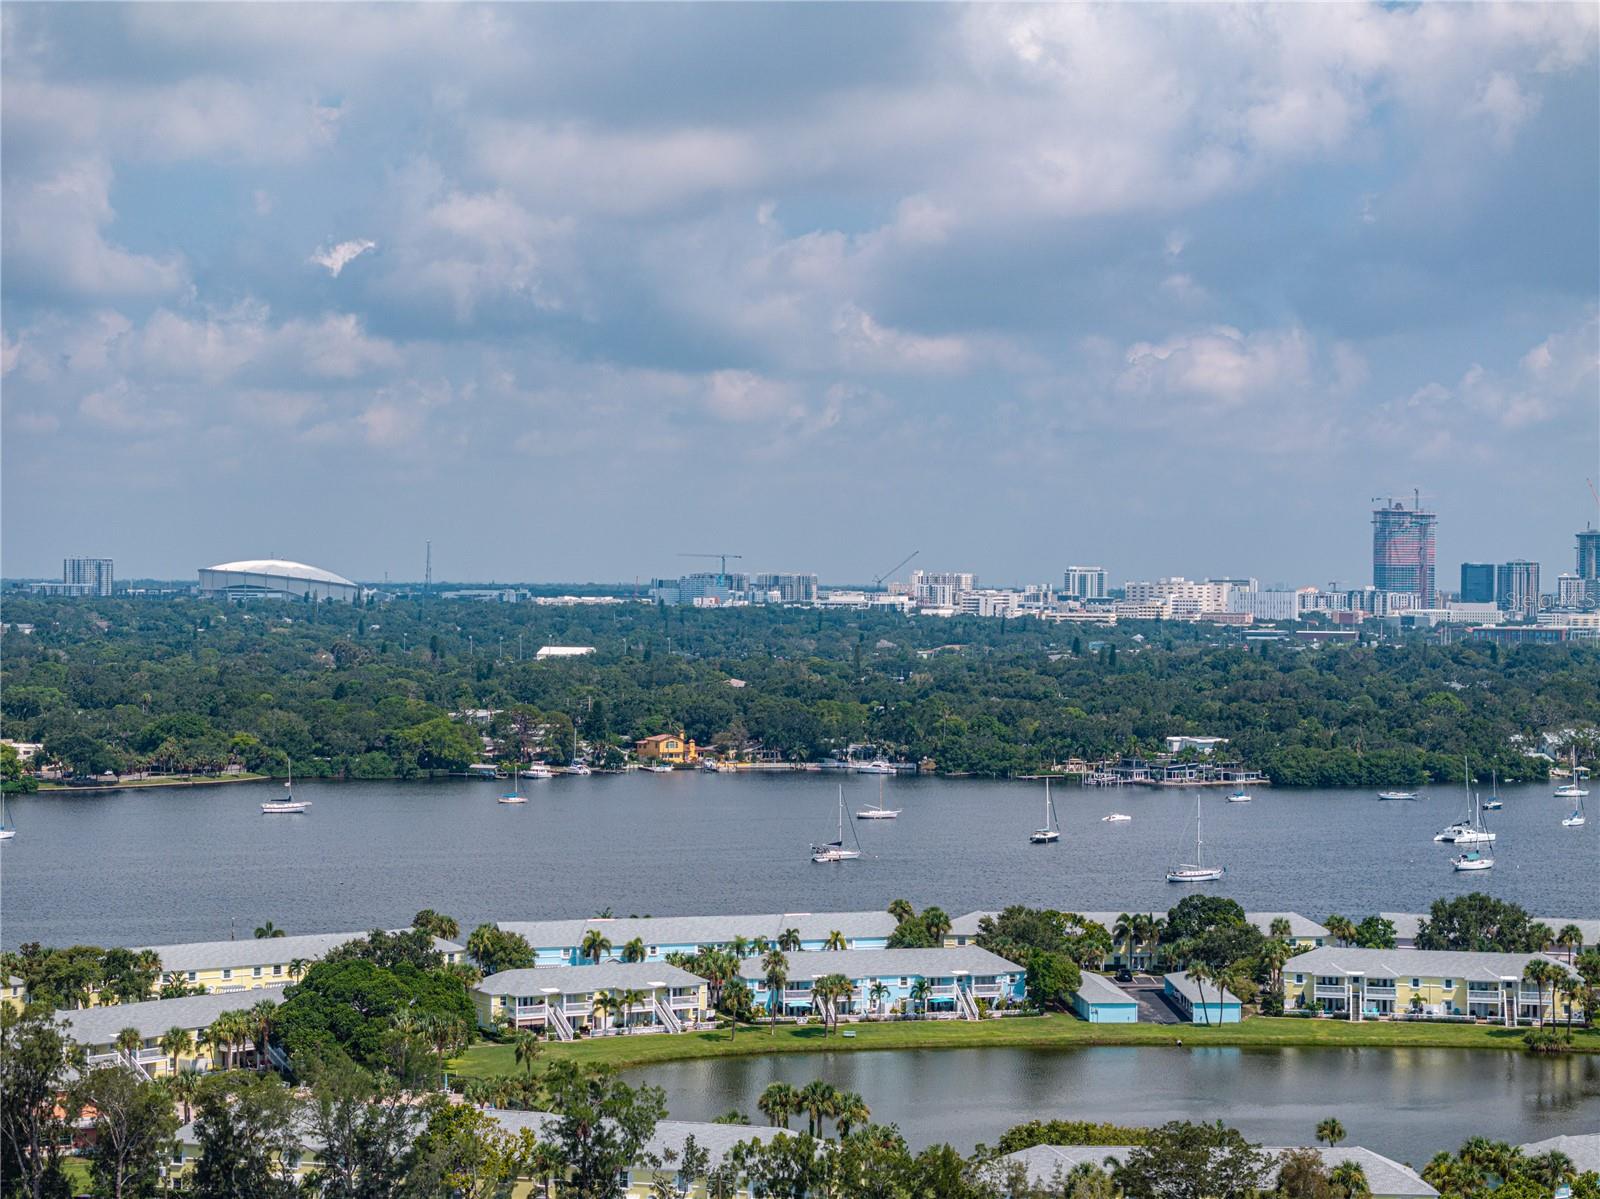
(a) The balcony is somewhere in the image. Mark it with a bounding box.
[1363,983,1397,995]
[927,984,957,998]
[1314,984,1348,999]
[971,983,1003,998]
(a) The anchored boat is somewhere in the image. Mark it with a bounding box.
[1165,794,1224,883]
[812,786,863,862]
[1029,778,1061,844]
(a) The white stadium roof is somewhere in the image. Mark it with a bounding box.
[202,560,356,587]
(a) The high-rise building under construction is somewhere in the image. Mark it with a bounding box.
[1372,498,1437,606]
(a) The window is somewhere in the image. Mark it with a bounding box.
[1411,979,1420,989]
[1444,979,1453,989]
[221,969,232,980]
[900,978,908,986]
[649,947,658,956]
[1294,974,1303,984]
[187,971,196,981]
[273,965,283,976]
[252,966,262,978]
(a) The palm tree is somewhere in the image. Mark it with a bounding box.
[513,1029,542,1074]
[620,938,647,964]
[617,988,648,1033]
[832,1091,870,1137]
[1260,938,1293,1003]
[412,908,460,940]
[823,930,848,951]
[1112,914,1136,969]
[1527,923,1556,953]
[867,981,890,1018]
[1557,975,1581,1041]
[921,907,951,944]
[287,958,309,983]
[797,1079,838,1136]
[730,935,751,960]
[778,928,802,952]
[758,1082,798,1128]
[909,977,931,1018]
[580,929,613,965]
[887,899,915,924]
[762,949,789,1034]
[1522,960,1555,1027]
[161,1026,194,1076]
[1330,1161,1369,1197]
[253,920,287,939]
[247,1000,277,1070]
[168,1070,201,1123]
[1557,924,1584,963]
[1269,917,1293,941]
[1326,915,1357,947]
[201,1019,230,1071]
[589,992,616,1034]
[115,1026,144,1066]
[1316,1116,1346,1146]
[527,1140,565,1199]
[1186,963,1214,1026]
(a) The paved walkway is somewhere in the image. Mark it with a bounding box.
[1123,979,1185,1025]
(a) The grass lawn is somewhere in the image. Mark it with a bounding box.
[448,1013,1600,1078]
[38,773,266,791]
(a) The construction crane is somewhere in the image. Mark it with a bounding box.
[1370,488,1430,511]
[678,552,744,583]
[873,549,919,589]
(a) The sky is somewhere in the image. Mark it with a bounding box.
[3,3,1598,588]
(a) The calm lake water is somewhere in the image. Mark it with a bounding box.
[624,1045,1600,1162]
[2,772,1592,947]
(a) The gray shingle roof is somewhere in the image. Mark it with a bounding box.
[993,1145,1436,1198]
[476,962,705,996]
[1164,971,1240,1006]
[59,988,282,1048]
[496,910,897,951]
[1381,913,1598,947]
[1285,946,1575,982]
[949,910,1329,939]
[137,930,464,973]
[1516,1134,1600,1174]
[736,946,1021,980]
[1074,972,1138,1005]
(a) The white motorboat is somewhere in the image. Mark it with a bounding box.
[1029,778,1060,844]
[1166,794,1224,883]
[520,763,556,780]
[1378,791,1420,801]
[1227,788,1252,803]
[644,764,674,774]
[1102,813,1132,823]
[851,759,896,775]
[856,777,901,820]
[812,786,863,862]
[263,762,310,813]
[564,763,592,776]
[1452,848,1494,871]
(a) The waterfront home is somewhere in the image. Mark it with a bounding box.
[991,1144,1436,1198]
[1282,946,1582,1024]
[497,910,897,967]
[137,930,464,994]
[1516,1134,1599,1176]
[60,988,282,1078]
[1071,972,1140,1023]
[1380,912,1597,952]
[4,975,26,1012]
[473,962,708,1040]
[634,732,697,765]
[737,946,1025,1020]
[1163,971,1242,1023]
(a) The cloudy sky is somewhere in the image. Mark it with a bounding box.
[3,4,1597,587]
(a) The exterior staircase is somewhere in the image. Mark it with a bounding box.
[653,996,683,1033]
[955,986,981,1022]
[546,1003,575,1042]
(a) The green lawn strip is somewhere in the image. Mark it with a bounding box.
[37,773,267,791]
[447,1015,1600,1078]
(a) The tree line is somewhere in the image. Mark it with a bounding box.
[2,595,1596,786]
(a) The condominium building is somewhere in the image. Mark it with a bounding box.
[1495,560,1541,618]
[63,557,114,596]
[60,990,281,1078]
[1578,526,1600,589]
[137,930,464,993]
[496,910,897,968]
[1556,573,1587,608]
[910,570,977,608]
[473,962,709,1038]
[1122,577,1237,618]
[737,946,1026,1019]
[752,573,818,603]
[1372,501,1437,606]
[1063,566,1108,600]
[1283,946,1581,1024]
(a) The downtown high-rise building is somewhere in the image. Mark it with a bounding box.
[1578,526,1600,603]
[1459,562,1496,604]
[1371,500,1436,606]
[1495,560,1541,618]
[1062,566,1108,600]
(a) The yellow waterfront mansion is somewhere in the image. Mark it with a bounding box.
[1283,946,1583,1024]
[634,732,698,765]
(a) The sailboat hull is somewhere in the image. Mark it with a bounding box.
[1028,830,1060,844]
[1166,866,1224,883]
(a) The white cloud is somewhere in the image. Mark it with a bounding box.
[1471,72,1541,149]
[310,239,377,277]
[833,305,970,374]
[1118,325,1313,407]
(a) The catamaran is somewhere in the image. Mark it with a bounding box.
[856,776,901,820]
[1165,794,1224,883]
[1434,759,1494,843]
[1449,784,1495,869]
[812,786,863,862]
[1029,778,1061,844]
[1377,790,1420,801]
[1554,749,1588,799]
[262,760,311,814]
[1481,771,1503,811]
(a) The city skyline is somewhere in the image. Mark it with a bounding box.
[3,5,1597,583]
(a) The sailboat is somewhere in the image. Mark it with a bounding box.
[564,727,591,774]
[499,760,527,804]
[1481,771,1503,811]
[1562,791,1587,827]
[1029,778,1060,844]
[262,760,311,814]
[811,786,862,862]
[1452,846,1494,871]
[1434,758,1494,843]
[856,776,901,820]
[0,796,16,841]
[1227,785,1252,803]
[1554,748,1588,799]
[1165,794,1224,882]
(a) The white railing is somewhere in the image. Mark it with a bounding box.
[928,984,957,998]
[1314,985,1348,999]
[971,983,1003,998]
[546,1004,574,1042]
[514,1003,548,1024]
[653,996,682,1033]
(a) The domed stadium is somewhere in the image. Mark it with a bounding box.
[197,559,360,603]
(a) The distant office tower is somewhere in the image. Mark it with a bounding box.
[1459,563,1496,604]
[1063,566,1107,600]
[1494,560,1540,618]
[753,573,818,603]
[910,571,976,607]
[1578,527,1600,602]
[1371,500,1437,606]
[63,557,113,596]
[1556,573,1586,608]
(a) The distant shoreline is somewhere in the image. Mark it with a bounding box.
[36,772,268,794]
